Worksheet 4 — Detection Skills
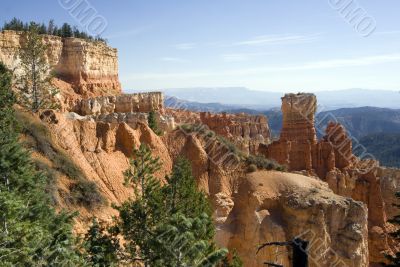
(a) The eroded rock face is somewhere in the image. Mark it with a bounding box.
[379,167,400,220]
[76,93,164,115]
[0,30,121,96]
[165,109,271,154]
[280,93,317,143]
[260,93,399,265]
[200,112,270,154]
[217,171,369,267]
[36,108,375,266]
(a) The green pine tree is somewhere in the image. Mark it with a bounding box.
[116,148,237,266]
[218,249,243,267]
[384,191,400,266]
[117,144,164,266]
[16,22,59,113]
[163,157,214,238]
[151,213,228,267]
[148,111,162,135]
[83,217,121,267]
[0,62,84,266]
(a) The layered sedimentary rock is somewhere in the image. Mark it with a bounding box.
[75,93,164,115]
[259,94,369,174]
[36,109,242,229]
[71,92,174,133]
[200,112,270,154]
[34,110,172,229]
[0,30,64,70]
[0,30,121,96]
[165,108,201,125]
[280,93,317,143]
[260,93,399,265]
[166,108,271,154]
[33,106,374,266]
[217,171,369,267]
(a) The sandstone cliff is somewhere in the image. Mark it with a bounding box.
[260,92,400,265]
[0,30,121,97]
[200,112,270,154]
[76,93,164,115]
[217,171,369,267]
[165,108,271,155]
[5,26,391,266]
[28,105,375,267]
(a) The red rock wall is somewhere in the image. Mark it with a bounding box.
[0,30,121,97]
[165,109,271,154]
[260,92,397,265]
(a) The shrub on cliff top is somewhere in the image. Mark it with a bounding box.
[245,154,286,172]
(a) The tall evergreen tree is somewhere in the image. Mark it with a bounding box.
[47,19,56,35]
[164,157,212,219]
[117,144,163,266]
[116,147,233,266]
[0,62,84,266]
[147,111,162,135]
[151,213,228,267]
[60,23,73,38]
[16,23,59,112]
[83,218,121,267]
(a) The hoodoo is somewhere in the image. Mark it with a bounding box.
[260,92,400,265]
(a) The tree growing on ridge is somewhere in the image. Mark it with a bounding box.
[83,218,121,267]
[148,110,162,135]
[16,23,59,112]
[115,146,234,266]
[117,144,164,266]
[0,62,84,266]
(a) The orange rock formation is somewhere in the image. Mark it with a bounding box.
[260,93,398,265]
[0,30,121,97]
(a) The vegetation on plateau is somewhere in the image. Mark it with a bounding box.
[1,17,107,43]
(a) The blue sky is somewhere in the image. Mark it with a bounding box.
[1,0,400,92]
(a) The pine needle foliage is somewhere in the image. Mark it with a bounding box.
[115,145,232,266]
[16,22,59,112]
[0,62,84,266]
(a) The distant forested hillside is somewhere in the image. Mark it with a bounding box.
[317,107,400,139]
[359,133,400,168]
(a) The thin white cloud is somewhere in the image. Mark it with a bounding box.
[232,33,320,46]
[173,43,196,50]
[374,30,400,35]
[221,52,272,62]
[161,57,188,63]
[126,53,400,80]
[105,26,151,39]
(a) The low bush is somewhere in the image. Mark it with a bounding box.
[17,110,104,209]
[69,180,104,209]
[247,164,257,173]
[245,154,286,171]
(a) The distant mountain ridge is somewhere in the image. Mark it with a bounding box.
[131,87,400,110]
